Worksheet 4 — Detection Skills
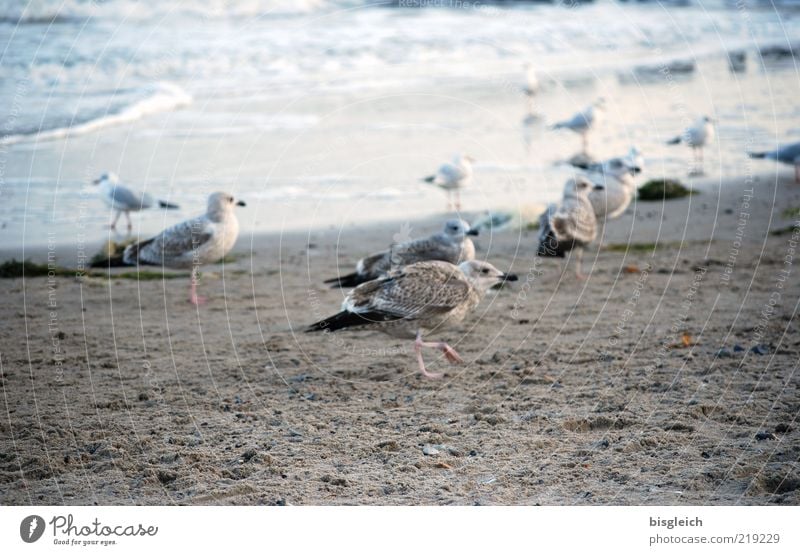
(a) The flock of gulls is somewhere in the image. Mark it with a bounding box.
[90,65,800,378]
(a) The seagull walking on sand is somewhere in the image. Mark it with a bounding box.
[749,142,800,183]
[537,177,599,279]
[422,154,474,211]
[308,260,517,379]
[93,172,179,231]
[123,192,245,305]
[551,98,606,155]
[667,116,714,173]
[325,219,479,288]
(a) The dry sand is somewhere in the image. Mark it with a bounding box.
[1,172,799,505]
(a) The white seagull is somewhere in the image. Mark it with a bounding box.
[307,260,517,379]
[522,63,539,97]
[749,142,800,183]
[422,154,474,211]
[93,172,179,231]
[667,116,715,173]
[522,63,540,114]
[123,192,245,305]
[552,98,606,154]
[586,148,644,220]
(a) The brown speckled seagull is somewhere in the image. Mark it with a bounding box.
[308,260,517,378]
[537,176,598,279]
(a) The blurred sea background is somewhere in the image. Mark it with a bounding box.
[0,0,798,249]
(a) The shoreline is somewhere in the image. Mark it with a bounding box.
[3,170,798,268]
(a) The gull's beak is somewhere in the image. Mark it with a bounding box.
[236,200,246,207]
[466,228,480,236]
[501,273,518,282]
[630,166,642,175]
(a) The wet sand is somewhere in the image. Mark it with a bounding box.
[1,172,799,505]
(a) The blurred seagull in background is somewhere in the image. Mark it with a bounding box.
[551,98,606,155]
[522,63,539,97]
[586,147,644,220]
[123,192,245,305]
[537,177,598,279]
[522,63,540,115]
[422,154,474,211]
[749,142,800,183]
[667,116,715,174]
[93,172,179,231]
[325,219,479,288]
[308,260,517,379]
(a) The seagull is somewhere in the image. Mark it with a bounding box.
[537,177,598,279]
[522,63,539,114]
[324,219,479,288]
[93,172,179,231]
[307,260,517,379]
[522,63,539,97]
[551,98,606,154]
[749,142,800,183]
[123,192,245,305]
[667,116,715,173]
[586,149,643,220]
[422,154,474,211]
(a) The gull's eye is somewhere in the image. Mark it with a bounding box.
[481,268,489,275]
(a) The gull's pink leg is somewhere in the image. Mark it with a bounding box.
[455,189,461,211]
[188,268,207,305]
[414,340,442,379]
[417,332,464,365]
[575,248,587,280]
[414,330,444,379]
[125,211,132,232]
[110,210,121,230]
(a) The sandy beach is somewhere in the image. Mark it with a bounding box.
[1,170,798,505]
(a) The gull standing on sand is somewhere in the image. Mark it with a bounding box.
[667,116,714,173]
[422,154,474,211]
[551,98,605,154]
[123,192,245,305]
[749,142,800,183]
[537,177,598,279]
[308,260,517,378]
[324,219,479,288]
[93,172,179,231]
[586,148,643,220]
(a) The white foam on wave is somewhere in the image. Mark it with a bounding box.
[0,82,192,146]
[0,0,353,23]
